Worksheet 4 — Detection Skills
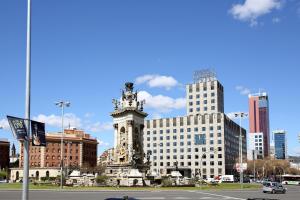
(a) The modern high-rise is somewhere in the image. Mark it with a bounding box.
[248,92,270,158]
[144,71,247,179]
[273,130,287,160]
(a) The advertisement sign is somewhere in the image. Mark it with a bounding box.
[31,120,46,146]
[7,115,27,140]
[236,163,248,172]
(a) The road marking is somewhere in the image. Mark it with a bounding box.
[199,197,214,199]
[189,191,246,200]
[138,197,165,200]
[175,197,190,199]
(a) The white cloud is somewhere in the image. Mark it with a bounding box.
[84,112,94,118]
[33,113,112,133]
[33,113,82,129]
[97,139,110,147]
[138,90,186,113]
[0,119,10,130]
[86,122,113,133]
[230,0,282,26]
[272,17,281,23]
[135,74,178,90]
[235,85,251,95]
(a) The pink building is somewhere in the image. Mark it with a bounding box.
[249,92,270,158]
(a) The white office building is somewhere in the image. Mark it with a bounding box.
[144,71,247,179]
[248,132,264,160]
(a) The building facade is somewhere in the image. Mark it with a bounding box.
[248,92,270,158]
[144,72,246,179]
[248,132,264,160]
[273,130,287,160]
[11,129,97,181]
[19,128,97,168]
[0,139,10,170]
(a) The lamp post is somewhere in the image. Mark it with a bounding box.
[23,0,32,200]
[55,101,70,189]
[233,112,248,189]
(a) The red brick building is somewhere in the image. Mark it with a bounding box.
[0,139,10,169]
[20,129,98,169]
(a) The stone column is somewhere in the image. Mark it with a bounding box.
[127,120,134,163]
[113,123,118,164]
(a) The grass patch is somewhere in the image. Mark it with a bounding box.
[0,183,261,191]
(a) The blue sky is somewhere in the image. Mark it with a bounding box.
[0,0,300,156]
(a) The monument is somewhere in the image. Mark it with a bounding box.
[106,82,150,186]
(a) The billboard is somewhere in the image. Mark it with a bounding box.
[236,163,248,172]
[7,116,27,140]
[31,120,46,147]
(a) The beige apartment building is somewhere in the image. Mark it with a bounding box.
[144,72,246,179]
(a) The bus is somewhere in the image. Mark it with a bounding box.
[281,175,300,185]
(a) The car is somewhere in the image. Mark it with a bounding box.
[262,182,287,194]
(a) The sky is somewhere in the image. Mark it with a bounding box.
[0,0,300,156]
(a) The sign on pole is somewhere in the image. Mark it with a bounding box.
[236,163,248,172]
[7,116,28,140]
[31,120,46,147]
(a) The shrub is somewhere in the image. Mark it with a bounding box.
[161,177,173,187]
[96,175,108,185]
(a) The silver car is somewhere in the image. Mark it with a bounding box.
[262,182,287,194]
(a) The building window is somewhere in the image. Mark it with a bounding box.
[218,161,222,166]
[218,154,222,158]
[180,155,184,159]
[210,161,214,166]
[195,134,206,145]
[189,95,193,99]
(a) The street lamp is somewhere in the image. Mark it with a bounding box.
[55,100,70,189]
[233,112,248,189]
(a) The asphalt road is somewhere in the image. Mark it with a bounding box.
[0,185,299,200]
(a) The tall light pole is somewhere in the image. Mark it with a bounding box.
[234,112,248,189]
[55,101,70,189]
[23,0,31,200]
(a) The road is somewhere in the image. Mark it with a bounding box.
[0,185,299,200]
